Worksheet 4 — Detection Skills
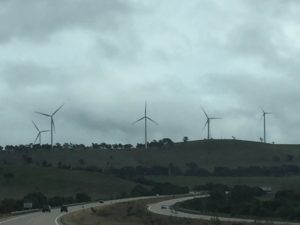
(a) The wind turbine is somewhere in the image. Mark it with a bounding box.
[133,101,158,150]
[260,107,272,143]
[35,104,64,148]
[32,121,50,145]
[202,108,221,139]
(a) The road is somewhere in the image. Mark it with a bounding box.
[0,196,155,225]
[148,196,300,225]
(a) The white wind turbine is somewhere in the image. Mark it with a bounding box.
[133,101,158,149]
[32,121,50,145]
[202,108,221,139]
[35,104,64,148]
[260,107,272,143]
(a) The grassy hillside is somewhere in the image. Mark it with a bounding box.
[1,140,300,202]
[1,140,300,170]
[147,175,300,192]
[0,165,137,200]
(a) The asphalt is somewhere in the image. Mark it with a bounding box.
[0,196,156,225]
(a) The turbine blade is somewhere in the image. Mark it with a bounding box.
[32,121,40,132]
[259,106,265,114]
[145,101,147,115]
[41,130,51,133]
[132,117,145,125]
[34,133,40,144]
[202,120,208,131]
[35,111,51,117]
[211,117,221,120]
[52,104,64,116]
[147,117,158,125]
[201,107,208,119]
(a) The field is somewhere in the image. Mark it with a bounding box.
[0,165,137,200]
[1,140,300,170]
[147,176,300,191]
[1,140,300,201]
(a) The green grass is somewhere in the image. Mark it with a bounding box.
[1,140,300,201]
[0,165,137,200]
[1,140,300,170]
[147,175,300,191]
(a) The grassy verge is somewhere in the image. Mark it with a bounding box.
[61,197,273,225]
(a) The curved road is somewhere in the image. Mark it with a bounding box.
[0,196,155,225]
[148,196,300,225]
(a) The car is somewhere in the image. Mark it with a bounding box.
[161,205,167,209]
[60,205,68,212]
[99,200,105,203]
[42,205,51,212]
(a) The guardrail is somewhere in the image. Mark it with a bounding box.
[10,209,40,215]
[10,201,92,216]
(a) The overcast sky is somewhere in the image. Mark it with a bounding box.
[1,0,300,146]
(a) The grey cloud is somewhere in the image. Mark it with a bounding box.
[1,0,300,145]
[0,0,132,43]
[1,62,58,88]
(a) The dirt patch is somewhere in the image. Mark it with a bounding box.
[61,198,273,225]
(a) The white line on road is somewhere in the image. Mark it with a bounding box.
[55,214,62,225]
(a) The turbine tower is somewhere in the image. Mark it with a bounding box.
[133,101,158,150]
[261,107,272,143]
[202,108,221,139]
[35,104,64,148]
[32,121,50,145]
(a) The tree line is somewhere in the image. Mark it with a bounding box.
[0,138,174,151]
[178,183,300,222]
[105,164,300,177]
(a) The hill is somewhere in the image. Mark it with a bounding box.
[1,140,300,170]
[0,165,137,200]
[1,140,300,202]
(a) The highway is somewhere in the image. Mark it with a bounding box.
[0,196,155,225]
[148,196,300,225]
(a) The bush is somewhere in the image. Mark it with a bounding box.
[0,199,22,213]
[48,196,74,207]
[130,185,153,197]
[75,193,91,203]
[23,192,47,208]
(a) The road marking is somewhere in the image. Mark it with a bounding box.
[55,214,63,225]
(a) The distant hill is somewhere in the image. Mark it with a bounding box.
[1,140,300,201]
[0,165,137,200]
[1,140,300,170]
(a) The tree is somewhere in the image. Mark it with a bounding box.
[183,136,189,142]
[130,185,153,197]
[75,193,91,203]
[23,192,47,208]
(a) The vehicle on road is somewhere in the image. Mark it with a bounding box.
[60,205,68,212]
[161,205,168,209]
[99,200,105,203]
[42,205,51,212]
